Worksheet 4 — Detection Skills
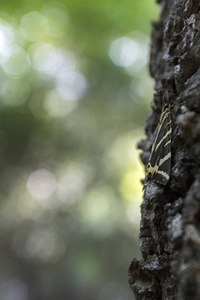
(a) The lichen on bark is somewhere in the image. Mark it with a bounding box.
[129,0,200,299]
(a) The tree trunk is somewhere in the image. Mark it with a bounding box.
[129,0,200,299]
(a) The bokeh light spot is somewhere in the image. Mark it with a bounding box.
[43,4,69,38]
[25,229,66,263]
[109,37,139,67]
[27,169,56,199]
[0,23,14,56]
[30,43,76,77]
[0,279,29,300]
[57,71,87,101]
[1,46,29,76]
[126,201,141,225]
[109,33,149,74]
[20,11,49,41]
[12,228,66,263]
[44,89,77,117]
[1,78,30,106]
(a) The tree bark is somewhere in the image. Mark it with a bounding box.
[129,0,200,299]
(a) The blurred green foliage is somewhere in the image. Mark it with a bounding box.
[0,1,159,299]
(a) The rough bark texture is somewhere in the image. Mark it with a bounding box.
[129,0,200,299]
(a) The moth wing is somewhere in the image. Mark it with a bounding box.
[147,106,172,186]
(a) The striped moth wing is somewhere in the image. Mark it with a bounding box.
[146,103,172,186]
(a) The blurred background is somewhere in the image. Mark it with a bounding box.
[0,1,159,299]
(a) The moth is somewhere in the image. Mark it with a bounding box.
[146,103,172,186]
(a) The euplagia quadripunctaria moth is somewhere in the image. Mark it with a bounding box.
[146,103,172,186]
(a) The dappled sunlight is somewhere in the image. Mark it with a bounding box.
[109,32,149,75]
[17,193,49,221]
[0,23,15,56]
[0,9,87,108]
[20,163,90,215]
[100,132,145,232]
[12,227,66,263]
[43,4,69,38]
[105,130,145,177]
[1,78,30,106]
[109,37,140,67]
[29,43,76,77]
[56,71,87,101]
[80,187,114,223]
[27,169,56,200]
[104,131,145,227]
[1,46,29,76]
[20,11,49,42]
[129,76,154,104]
[44,89,77,117]
[56,164,87,207]
[120,166,143,202]
[0,21,29,77]
[126,201,141,225]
